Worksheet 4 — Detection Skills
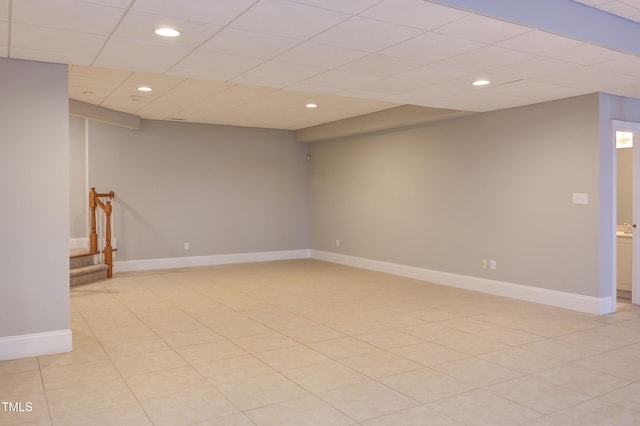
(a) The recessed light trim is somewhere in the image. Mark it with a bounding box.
[137,86,152,92]
[472,79,491,87]
[154,27,181,37]
[305,103,318,109]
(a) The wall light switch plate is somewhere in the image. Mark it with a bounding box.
[572,193,589,205]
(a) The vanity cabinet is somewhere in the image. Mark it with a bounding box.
[617,233,632,292]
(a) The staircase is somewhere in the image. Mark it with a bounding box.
[70,248,109,287]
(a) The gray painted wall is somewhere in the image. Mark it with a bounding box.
[0,58,70,337]
[69,116,87,238]
[87,119,310,261]
[310,94,602,297]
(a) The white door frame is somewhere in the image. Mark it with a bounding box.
[611,120,640,311]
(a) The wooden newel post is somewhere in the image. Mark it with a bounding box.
[104,200,113,278]
[89,187,98,254]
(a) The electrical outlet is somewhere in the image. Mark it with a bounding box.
[184,242,190,250]
[481,259,487,269]
[489,259,497,270]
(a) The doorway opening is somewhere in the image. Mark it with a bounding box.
[612,121,640,311]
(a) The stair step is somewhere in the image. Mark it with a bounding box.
[70,264,109,287]
[70,253,94,269]
[70,248,91,258]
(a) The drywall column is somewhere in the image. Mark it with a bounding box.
[0,58,71,360]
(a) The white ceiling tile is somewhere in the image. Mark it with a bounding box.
[301,70,382,90]
[593,56,640,77]
[170,50,263,81]
[436,45,534,72]
[591,55,640,77]
[74,0,132,8]
[230,0,348,40]
[11,47,95,65]
[284,82,346,94]
[110,11,222,49]
[573,0,614,6]
[70,65,131,88]
[381,32,484,63]
[350,78,429,96]
[177,85,279,121]
[598,1,640,22]
[99,97,146,115]
[318,94,397,110]
[69,90,112,105]
[361,0,469,30]
[337,88,394,99]
[69,66,131,103]
[496,30,584,55]
[236,91,313,112]
[274,42,368,69]
[384,80,472,105]
[531,66,640,91]
[167,66,240,82]
[94,38,193,73]
[100,75,186,114]
[486,80,589,100]
[205,84,279,107]
[607,81,640,98]
[392,63,474,86]
[434,14,531,44]
[69,84,120,105]
[115,72,186,91]
[132,0,258,26]
[0,0,9,21]
[211,90,398,129]
[200,28,299,60]
[12,0,125,35]
[547,44,625,65]
[312,16,422,52]
[484,57,581,81]
[337,54,425,78]
[437,90,536,111]
[12,24,106,57]
[232,61,325,88]
[285,0,382,14]
[9,0,640,129]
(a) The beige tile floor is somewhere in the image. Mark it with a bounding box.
[2,259,640,425]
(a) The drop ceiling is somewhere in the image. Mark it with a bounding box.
[2,0,640,130]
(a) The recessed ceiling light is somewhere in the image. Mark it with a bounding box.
[154,27,181,37]
[306,103,318,109]
[472,79,491,86]
[137,86,152,92]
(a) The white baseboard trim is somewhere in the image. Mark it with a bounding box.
[115,249,312,273]
[0,329,72,361]
[69,238,89,250]
[311,250,611,315]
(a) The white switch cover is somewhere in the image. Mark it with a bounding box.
[572,193,589,205]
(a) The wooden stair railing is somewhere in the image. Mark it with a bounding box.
[89,187,115,278]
